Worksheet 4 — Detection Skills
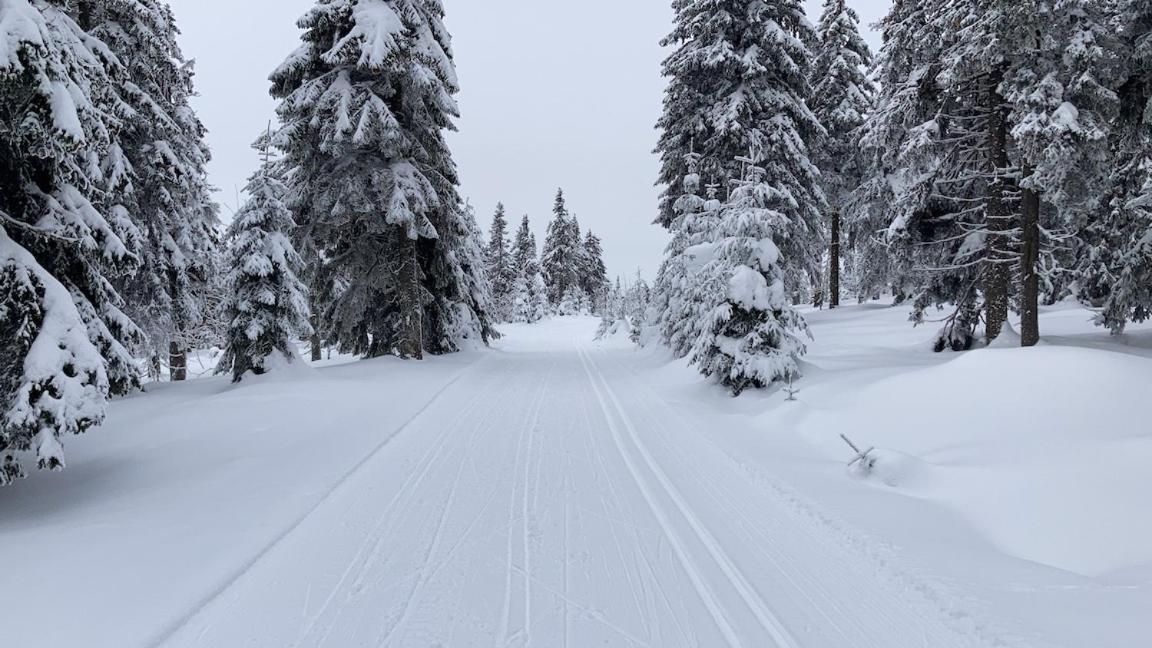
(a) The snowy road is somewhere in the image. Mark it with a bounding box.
[154,323,985,648]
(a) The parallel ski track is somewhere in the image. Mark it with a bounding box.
[591,346,998,648]
[578,348,800,648]
[149,360,486,648]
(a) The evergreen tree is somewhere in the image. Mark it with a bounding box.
[853,0,947,302]
[624,270,652,343]
[655,0,827,297]
[510,214,547,323]
[687,162,809,396]
[86,0,221,381]
[859,0,1121,348]
[270,0,491,360]
[811,0,875,309]
[484,203,515,322]
[216,145,311,382]
[0,0,142,483]
[1086,0,1152,333]
[541,188,578,305]
[653,154,723,358]
[578,231,608,313]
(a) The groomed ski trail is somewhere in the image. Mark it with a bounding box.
[160,322,1003,648]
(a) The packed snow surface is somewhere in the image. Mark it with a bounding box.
[1,304,1148,647]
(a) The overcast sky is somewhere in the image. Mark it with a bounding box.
[166,0,891,280]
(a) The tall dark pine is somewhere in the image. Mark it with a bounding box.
[1005,0,1118,345]
[811,0,874,309]
[0,0,141,483]
[86,0,221,381]
[271,0,491,359]
[1079,0,1149,334]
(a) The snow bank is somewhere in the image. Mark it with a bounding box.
[809,343,1152,576]
[0,350,482,648]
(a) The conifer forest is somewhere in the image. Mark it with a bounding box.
[0,1,1148,646]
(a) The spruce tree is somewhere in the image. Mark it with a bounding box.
[1086,0,1152,333]
[86,0,221,381]
[541,188,578,305]
[655,0,827,296]
[216,144,311,382]
[688,162,809,395]
[484,203,515,322]
[653,154,723,358]
[624,271,652,343]
[579,231,608,313]
[510,214,547,323]
[270,0,490,360]
[0,0,141,482]
[811,0,874,309]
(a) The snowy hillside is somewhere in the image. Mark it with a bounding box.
[2,305,1147,647]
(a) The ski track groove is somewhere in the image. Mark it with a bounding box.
[153,333,1020,648]
[373,393,495,647]
[577,383,658,643]
[577,348,754,648]
[584,348,802,646]
[146,362,483,648]
[498,357,555,648]
[301,364,517,648]
[592,345,999,648]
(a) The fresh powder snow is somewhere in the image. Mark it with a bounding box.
[1,306,1147,647]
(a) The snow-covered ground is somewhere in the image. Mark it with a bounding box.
[2,304,1148,647]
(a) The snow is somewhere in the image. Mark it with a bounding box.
[1,307,1148,647]
[0,0,47,71]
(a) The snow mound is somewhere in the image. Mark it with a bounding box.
[848,448,935,490]
[811,344,1152,576]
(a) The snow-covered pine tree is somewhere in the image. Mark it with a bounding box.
[810,0,875,310]
[271,0,491,360]
[510,214,547,323]
[1085,0,1152,333]
[624,270,651,343]
[558,285,585,316]
[541,188,578,305]
[0,0,144,482]
[216,141,311,382]
[857,0,1037,349]
[579,230,608,314]
[854,0,978,348]
[655,0,828,297]
[688,161,809,396]
[86,0,221,381]
[652,153,723,358]
[1002,0,1120,345]
[484,203,515,322]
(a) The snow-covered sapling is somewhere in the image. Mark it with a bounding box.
[216,145,311,382]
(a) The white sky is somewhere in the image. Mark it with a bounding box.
[166,0,891,280]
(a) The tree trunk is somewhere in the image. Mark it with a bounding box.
[76,1,93,29]
[829,208,841,309]
[398,232,423,360]
[309,314,322,362]
[169,341,187,382]
[984,70,1012,344]
[1020,174,1041,347]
